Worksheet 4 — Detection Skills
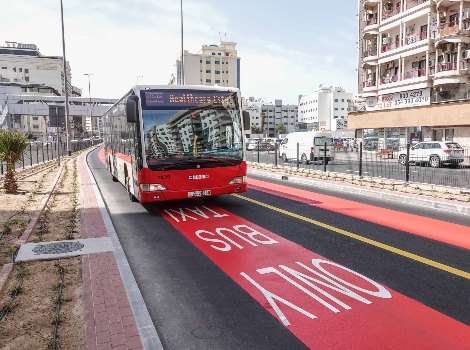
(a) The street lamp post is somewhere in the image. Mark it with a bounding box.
[180,0,184,85]
[60,0,71,156]
[84,73,93,146]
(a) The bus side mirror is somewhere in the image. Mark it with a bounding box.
[242,110,250,130]
[126,96,139,123]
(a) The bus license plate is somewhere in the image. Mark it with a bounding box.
[188,190,211,197]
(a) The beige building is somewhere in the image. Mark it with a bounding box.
[351,0,470,148]
[177,41,240,88]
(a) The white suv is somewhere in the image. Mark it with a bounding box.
[398,141,464,168]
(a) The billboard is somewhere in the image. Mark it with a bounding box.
[366,88,430,111]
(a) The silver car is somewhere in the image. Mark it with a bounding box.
[398,141,465,168]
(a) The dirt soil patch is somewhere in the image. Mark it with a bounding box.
[0,154,85,350]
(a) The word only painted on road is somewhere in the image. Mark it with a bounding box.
[159,204,470,349]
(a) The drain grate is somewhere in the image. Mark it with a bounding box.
[32,241,85,255]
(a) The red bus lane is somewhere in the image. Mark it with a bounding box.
[248,178,470,250]
[157,204,470,349]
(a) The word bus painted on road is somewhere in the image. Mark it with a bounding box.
[103,85,250,202]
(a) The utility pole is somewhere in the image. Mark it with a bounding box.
[180,0,184,85]
[60,0,71,156]
[84,73,93,146]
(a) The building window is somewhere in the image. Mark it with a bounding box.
[334,99,338,102]
[25,77,29,82]
[206,79,211,83]
[200,60,202,63]
[13,67,16,72]
[215,70,220,74]
[1,67,6,69]
[212,53,215,55]
[206,70,211,73]
[215,60,220,64]
[32,125,39,129]
[206,60,210,64]
[341,99,344,102]
[215,80,220,83]
[19,68,22,72]
[218,53,221,55]
[33,117,39,121]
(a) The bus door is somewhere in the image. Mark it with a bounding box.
[128,121,141,198]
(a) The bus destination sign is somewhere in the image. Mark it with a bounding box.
[143,90,235,109]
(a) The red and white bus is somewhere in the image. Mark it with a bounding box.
[103,85,250,202]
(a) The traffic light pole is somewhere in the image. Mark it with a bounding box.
[60,0,71,156]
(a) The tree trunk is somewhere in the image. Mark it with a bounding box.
[4,161,17,193]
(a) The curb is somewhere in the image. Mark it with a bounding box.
[248,168,470,217]
[84,149,163,350]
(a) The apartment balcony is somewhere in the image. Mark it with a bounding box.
[363,17,379,34]
[436,22,470,43]
[434,61,469,86]
[363,48,379,63]
[381,75,399,84]
[406,0,429,11]
[404,31,429,45]
[362,80,378,97]
[382,8,401,21]
[381,41,400,53]
[404,68,427,80]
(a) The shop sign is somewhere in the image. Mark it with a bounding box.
[366,88,430,111]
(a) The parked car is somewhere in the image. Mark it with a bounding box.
[254,142,275,151]
[246,138,261,151]
[398,141,464,168]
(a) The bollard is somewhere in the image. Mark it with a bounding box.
[29,143,33,167]
[405,143,410,182]
[46,143,49,161]
[275,142,278,167]
[359,142,363,177]
[257,141,260,163]
[323,142,327,172]
[42,143,45,163]
[296,142,300,169]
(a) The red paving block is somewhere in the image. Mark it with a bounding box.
[111,333,127,347]
[123,325,139,338]
[127,335,144,349]
[79,153,144,350]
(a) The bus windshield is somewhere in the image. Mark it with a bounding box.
[141,89,243,170]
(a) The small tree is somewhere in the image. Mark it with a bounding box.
[275,123,287,136]
[0,130,29,193]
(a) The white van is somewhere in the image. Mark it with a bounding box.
[279,131,335,164]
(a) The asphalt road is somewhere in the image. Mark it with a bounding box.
[246,150,470,189]
[88,148,470,349]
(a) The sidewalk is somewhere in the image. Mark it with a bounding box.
[78,150,161,350]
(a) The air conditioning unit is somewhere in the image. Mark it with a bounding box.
[464,50,470,59]
[367,10,373,15]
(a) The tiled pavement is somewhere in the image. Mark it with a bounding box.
[78,150,161,350]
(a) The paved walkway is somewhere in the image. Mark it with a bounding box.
[78,150,150,350]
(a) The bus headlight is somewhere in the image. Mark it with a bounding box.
[229,176,247,184]
[140,184,167,192]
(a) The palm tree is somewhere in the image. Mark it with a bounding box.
[0,130,29,193]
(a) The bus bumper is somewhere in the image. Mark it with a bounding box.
[139,184,248,203]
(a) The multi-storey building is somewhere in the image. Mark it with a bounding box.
[261,100,298,137]
[298,86,353,132]
[242,96,270,133]
[351,0,470,148]
[0,41,73,95]
[177,41,240,88]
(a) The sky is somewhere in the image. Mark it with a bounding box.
[1,0,359,104]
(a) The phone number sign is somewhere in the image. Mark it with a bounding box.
[366,88,430,111]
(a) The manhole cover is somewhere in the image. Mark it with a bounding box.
[33,241,84,255]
